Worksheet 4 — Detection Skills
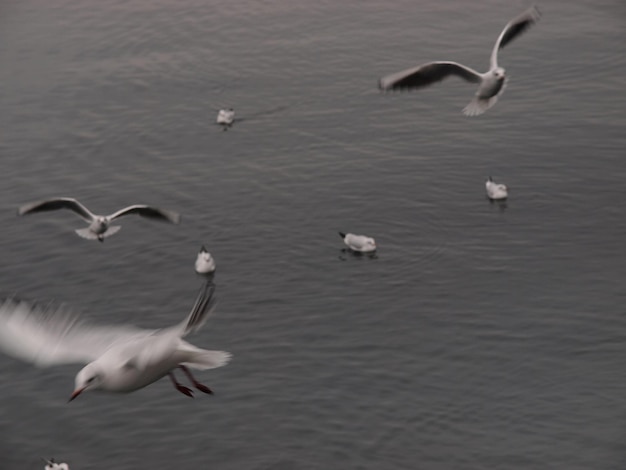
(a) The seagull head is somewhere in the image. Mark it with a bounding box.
[70,363,103,401]
[493,67,506,80]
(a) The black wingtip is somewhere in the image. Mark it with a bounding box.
[338,232,346,239]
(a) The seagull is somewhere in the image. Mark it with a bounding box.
[17,197,181,242]
[195,246,216,275]
[339,232,377,253]
[216,108,235,127]
[43,458,69,470]
[0,283,231,400]
[486,176,508,200]
[378,6,541,116]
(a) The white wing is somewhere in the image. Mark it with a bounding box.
[490,6,541,69]
[17,197,96,223]
[0,298,151,367]
[108,205,181,224]
[379,61,482,91]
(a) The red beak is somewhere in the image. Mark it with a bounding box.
[68,388,84,402]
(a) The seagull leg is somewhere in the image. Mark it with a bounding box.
[169,372,194,397]
[179,365,213,394]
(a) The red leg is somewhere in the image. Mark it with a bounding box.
[179,365,213,394]
[169,372,194,398]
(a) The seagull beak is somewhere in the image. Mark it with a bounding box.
[68,387,85,402]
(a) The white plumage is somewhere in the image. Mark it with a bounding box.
[195,245,216,274]
[43,459,69,470]
[339,232,377,253]
[217,108,235,126]
[486,176,508,200]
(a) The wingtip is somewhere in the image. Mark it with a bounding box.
[338,231,346,239]
[170,211,182,225]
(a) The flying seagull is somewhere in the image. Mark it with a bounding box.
[378,6,541,116]
[17,197,181,242]
[0,283,231,400]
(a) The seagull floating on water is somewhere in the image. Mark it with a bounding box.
[0,283,231,400]
[216,108,235,127]
[17,197,181,242]
[486,176,508,200]
[379,6,541,116]
[339,232,377,253]
[43,458,69,470]
[195,246,216,274]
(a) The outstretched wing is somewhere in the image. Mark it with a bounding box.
[0,298,149,367]
[168,281,217,338]
[379,61,482,91]
[108,205,181,224]
[490,6,541,69]
[17,197,95,223]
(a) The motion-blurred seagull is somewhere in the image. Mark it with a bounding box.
[17,197,181,242]
[43,458,69,470]
[379,6,541,116]
[485,176,508,200]
[195,246,216,275]
[0,283,231,400]
[339,232,377,253]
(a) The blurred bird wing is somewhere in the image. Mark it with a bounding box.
[17,197,95,223]
[167,282,216,338]
[108,205,181,224]
[379,61,482,90]
[490,6,541,69]
[0,298,150,367]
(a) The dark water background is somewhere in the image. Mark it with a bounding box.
[0,0,625,468]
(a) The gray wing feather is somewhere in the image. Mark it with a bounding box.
[490,6,541,69]
[17,197,95,222]
[379,61,481,91]
[108,205,181,224]
[176,282,216,338]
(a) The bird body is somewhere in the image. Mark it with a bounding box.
[339,232,377,253]
[0,283,231,399]
[379,6,540,115]
[43,458,69,470]
[217,108,235,125]
[17,197,181,241]
[486,176,508,200]
[195,246,216,274]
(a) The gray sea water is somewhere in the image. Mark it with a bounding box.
[0,0,625,469]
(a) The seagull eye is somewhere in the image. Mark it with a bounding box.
[87,376,96,383]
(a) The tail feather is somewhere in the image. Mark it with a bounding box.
[463,95,498,116]
[75,226,121,240]
[75,228,99,240]
[183,350,232,370]
[101,225,121,238]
